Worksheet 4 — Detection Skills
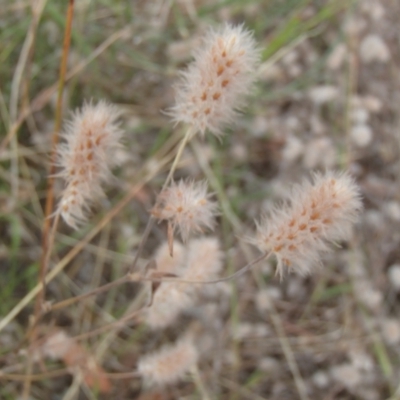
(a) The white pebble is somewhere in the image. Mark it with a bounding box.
[287,63,302,78]
[350,124,373,147]
[361,0,385,20]
[354,280,382,311]
[251,116,269,137]
[308,85,339,105]
[230,143,248,162]
[282,50,299,65]
[381,318,400,345]
[350,351,374,372]
[388,264,400,291]
[282,135,304,163]
[303,138,336,169]
[350,107,369,124]
[331,364,362,389]
[258,357,280,373]
[259,64,285,82]
[255,288,281,313]
[362,95,382,113]
[384,201,400,221]
[310,115,326,135]
[327,43,347,70]
[312,371,330,388]
[344,17,366,37]
[360,34,390,63]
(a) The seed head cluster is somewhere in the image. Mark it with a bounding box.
[169,23,259,137]
[138,338,198,386]
[57,101,123,228]
[254,172,362,277]
[144,237,223,329]
[152,179,218,242]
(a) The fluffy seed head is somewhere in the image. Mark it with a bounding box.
[153,240,186,274]
[144,237,223,329]
[254,171,362,277]
[144,241,191,329]
[57,101,123,228]
[152,179,218,242]
[138,338,198,386]
[144,282,194,329]
[169,23,260,137]
[183,237,224,281]
[183,237,224,296]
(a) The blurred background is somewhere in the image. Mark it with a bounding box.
[0,0,400,399]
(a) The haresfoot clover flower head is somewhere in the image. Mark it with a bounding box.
[144,237,223,329]
[169,23,260,137]
[152,179,218,243]
[254,171,362,278]
[138,337,198,386]
[56,100,123,228]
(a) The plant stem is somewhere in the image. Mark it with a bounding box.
[23,2,74,399]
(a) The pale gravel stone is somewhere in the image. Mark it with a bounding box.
[327,43,347,70]
[255,288,282,313]
[361,0,385,20]
[310,114,326,135]
[284,115,300,131]
[308,85,339,105]
[345,249,368,278]
[287,63,302,78]
[281,50,299,65]
[287,278,307,300]
[303,138,336,169]
[354,280,383,311]
[344,16,366,37]
[388,264,400,291]
[167,38,195,61]
[350,124,373,147]
[362,95,383,113]
[258,357,280,373]
[331,363,362,389]
[251,115,269,137]
[282,135,304,163]
[381,318,400,344]
[233,323,270,340]
[360,34,391,63]
[349,351,374,372]
[384,201,400,221]
[364,209,385,231]
[230,143,248,162]
[350,107,369,124]
[312,371,330,389]
[350,95,363,109]
[259,64,285,82]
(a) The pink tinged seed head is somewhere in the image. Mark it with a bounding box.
[152,179,218,242]
[253,171,362,278]
[138,338,198,387]
[56,100,124,228]
[169,23,260,137]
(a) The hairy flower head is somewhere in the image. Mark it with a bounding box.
[56,101,123,228]
[138,337,198,386]
[152,179,218,242]
[169,23,259,137]
[254,171,362,277]
[144,237,223,329]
